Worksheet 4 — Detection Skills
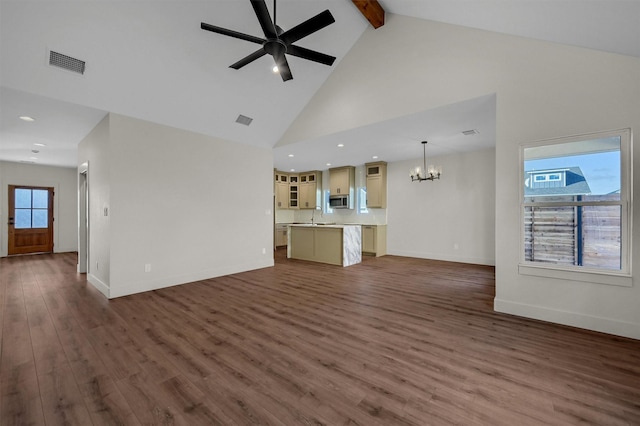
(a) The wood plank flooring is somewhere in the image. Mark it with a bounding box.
[1,250,639,425]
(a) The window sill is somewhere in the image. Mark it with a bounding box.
[518,264,632,287]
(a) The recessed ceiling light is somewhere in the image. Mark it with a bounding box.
[31,149,39,154]
[272,65,279,73]
[372,155,378,159]
[462,129,479,136]
[33,143,47,147]
[290,169,295,172]
[326,163,332,166]
[19,116,35,122]
[337,144,344,148]
[288,154,294,157]
[29,157,38,160]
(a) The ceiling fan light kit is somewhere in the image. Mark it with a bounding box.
[201,0,336,82]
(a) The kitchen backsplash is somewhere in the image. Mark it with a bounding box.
[276,206,387,225]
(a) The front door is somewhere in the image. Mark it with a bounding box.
[8,185,54,255]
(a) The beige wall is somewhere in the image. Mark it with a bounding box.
[281,15,640,339]
[79,113,275,298]
[388,148,496,266]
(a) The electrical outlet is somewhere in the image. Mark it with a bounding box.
[262,248,266,254]
[453,243,459,250]
[144,264,151,272]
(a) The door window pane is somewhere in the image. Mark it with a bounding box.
[13,188,50,229]
[15,189,31,208]
[32,210,48,228]
[15,209,31,229]
[32,190,48,208]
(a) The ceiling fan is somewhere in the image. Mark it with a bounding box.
[200,0,336,82]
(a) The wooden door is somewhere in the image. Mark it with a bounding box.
[8,185,54,255]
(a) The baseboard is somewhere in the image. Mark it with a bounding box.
[108,258,275,299]
[494,298,640,340]
[388,249,495,266]
[87,273,110,298]
[54,247,78,254]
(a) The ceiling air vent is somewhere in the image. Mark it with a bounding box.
[49,50,86,75]
[235,114,253,126]
[462,129,479,136]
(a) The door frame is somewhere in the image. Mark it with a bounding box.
[78,163,89,273]
[7,184,55,255]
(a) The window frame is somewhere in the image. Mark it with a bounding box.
[518,128,632,286]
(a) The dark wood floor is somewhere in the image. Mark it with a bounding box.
[1,250,639,425]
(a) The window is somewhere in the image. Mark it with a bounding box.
[358,186,368,214]
[520,129,631,281]
[323,189,333,214]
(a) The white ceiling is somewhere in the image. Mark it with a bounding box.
[1,0,638,169]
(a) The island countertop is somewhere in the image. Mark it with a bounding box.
[287,224,361,266]
[287,223,356,229]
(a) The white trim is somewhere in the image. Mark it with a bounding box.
[107,258,275,299]
[388,249,495,266]
[87,273,109,298]
[518,264,632,287]
[494,298,640,340]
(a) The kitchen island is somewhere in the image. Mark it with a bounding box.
[287,224,361,267]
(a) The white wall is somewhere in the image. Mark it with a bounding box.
[0,160,78,256]
[388,148,496,265]
[80,113,274,298]
[77,114,111,296]
[281,15,640,339]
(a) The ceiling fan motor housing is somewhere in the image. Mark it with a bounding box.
[264,39,287,58]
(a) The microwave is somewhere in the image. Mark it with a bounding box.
[329,195,350,209]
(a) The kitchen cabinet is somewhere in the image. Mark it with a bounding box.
[362,225,387,256]
[274,171,289,209]
[329,166,355,196]
[365,161,387,208]
[275,224,288,247]
[275,170,322,210]
[288,224,362,266]
[288,174,299,209]
[299,171,322,209]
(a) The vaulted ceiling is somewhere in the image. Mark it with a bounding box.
[1,0,638,169]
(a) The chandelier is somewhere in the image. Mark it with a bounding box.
[410,141,441,182]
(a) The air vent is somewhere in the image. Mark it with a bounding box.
[49,51,86,75]
[235,114,253,126]
[462,129,479,136]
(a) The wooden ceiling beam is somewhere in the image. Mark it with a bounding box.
[352,0,385,29]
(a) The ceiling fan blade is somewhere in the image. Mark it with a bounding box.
[274,53,293,81]
[230,48,268,69]
[201,22,265,45]
[250,0,277,39]
[281,9,335,45]
[286,45,335,66]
